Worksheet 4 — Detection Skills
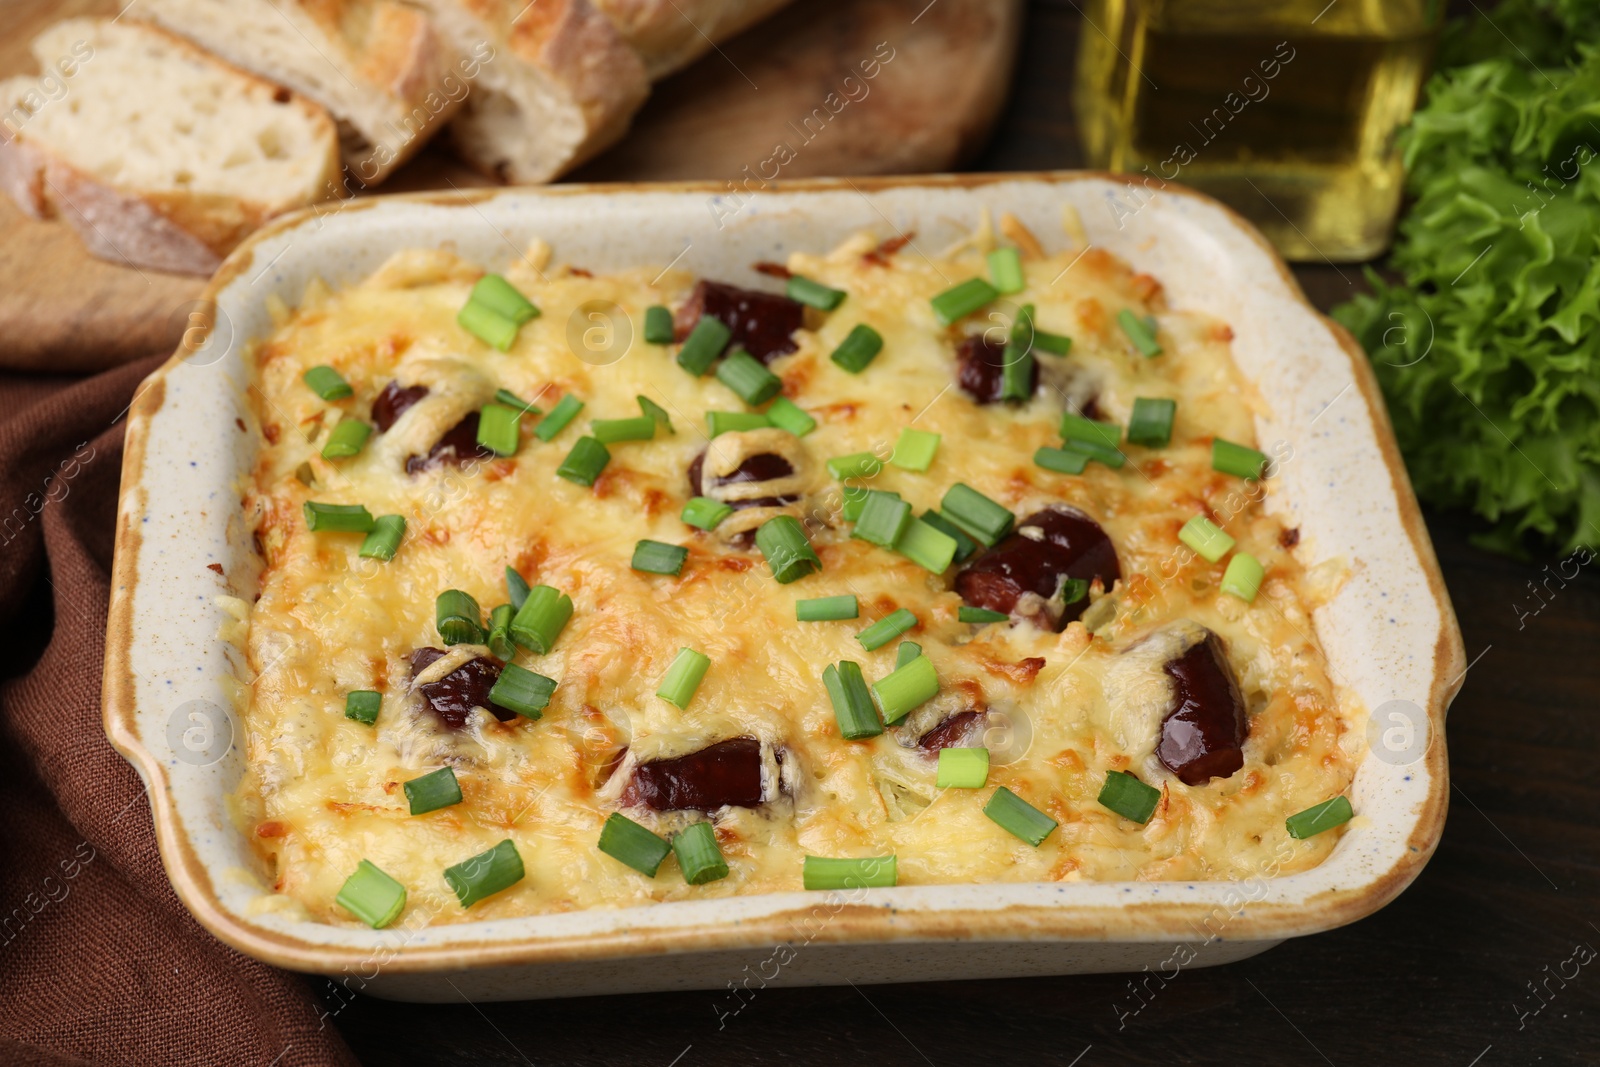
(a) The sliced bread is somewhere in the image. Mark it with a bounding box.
[0,18,340,275]
[591,0,796,80]
[142,0,469,187]
[413,0,650,184]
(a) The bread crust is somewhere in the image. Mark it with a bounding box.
[32,156,226,275]
[0,133,49,219]
[360,1,457,102]
[592,0,796,79]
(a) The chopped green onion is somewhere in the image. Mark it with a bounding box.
[890,427,940,472]
[534,395,584,441]
[871,652,938,724]
[959,606,1009,624]
[488,662,556,719]
[657,647,711,708]
[1061,414,1122,449]
[1097,770,1161,823]
[494,388,540,416]
[984,786,1058,845]
[706,410,772,437]
[1011,303,1037,350]
[1024,307,1075,361]
[803,855,897,890]
[1128,397,1176,448]
[1059,576,1089,604]
[436,589,484,645]
[940,483,1014,546]
[840,486,878,523]
[930,278,999,325]
[303,501,374,533]
[677,316,732,375]
[755,515,821,583]
[1117,308,1163,357]
[797,595,859,621]
[321,417,372,460]
[1221,552,1265,602]
[1212,438,1269,480]
[852,490,912,547]
[556,436,610,486]
[1014,303,1073,355]
[829,323,884,374]
[335,860,406,928]
[1062,439,1125,469]
[827,452,883,481]
[1179,515,1235,563]
[404,766,463,815]
[682,496,735,530]
[920,510,979,564]
[787,274,847,310]
[476,402,522,456]
[344,690,381,725]
[632,539,688,576]
[895,640,923,668]
[456,301,518,351]
[673,821,730,884]
[598,812,671,876]
[358,514,406,560]
[443,839,524,908]
[999,344,1034,402]
[823,660,882,740]
[591,416,656,444]
[765,397,815,437]
[894,517,958,574]
[987,247,1025,293]
[1031,324,1072,356]
[486,603,516,659]
[505,566,531,610]
[716,349,783,405]
[937,748,989,788]
[1286,796,1354,839]
[469,274,539,324]
[643,305,675,345]
[303,365,352,400]
[856,608,917,651]
[1034,446,1090,475]
[509,585,573,654]
[637,395,673,433]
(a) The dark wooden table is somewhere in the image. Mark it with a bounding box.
[333,3,1600,1063]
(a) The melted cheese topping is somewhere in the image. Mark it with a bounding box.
[241,230,1357,927]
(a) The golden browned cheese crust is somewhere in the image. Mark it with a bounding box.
[240,226,1358,928]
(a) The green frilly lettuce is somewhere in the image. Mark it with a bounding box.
[1333,3,1600,554]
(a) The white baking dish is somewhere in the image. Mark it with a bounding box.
[104,173,1463,1001]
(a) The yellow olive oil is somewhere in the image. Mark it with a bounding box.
[1075,0,1441,261]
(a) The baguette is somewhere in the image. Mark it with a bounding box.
[0,18,340,275]
[414,0,649,184]
[591,0,796,80]
[142,0,469,187]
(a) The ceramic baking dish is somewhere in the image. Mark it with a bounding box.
[103,173,1464,1001]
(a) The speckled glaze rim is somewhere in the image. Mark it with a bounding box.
[103,172,1464,976]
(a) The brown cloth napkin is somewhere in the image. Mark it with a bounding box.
[0,356,359,1067]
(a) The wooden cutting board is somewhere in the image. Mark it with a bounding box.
[0,0,1023,372]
